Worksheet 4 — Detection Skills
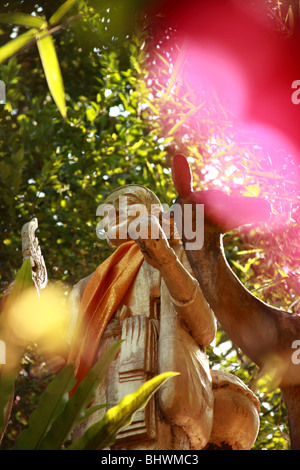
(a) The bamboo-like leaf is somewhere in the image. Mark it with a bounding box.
[37,32,67,118]
[231,259,248,274]
[276,263,289,278]
[168,104,205,136]
[0,28,37,64]
[144,99,159,115]
[288,5,294,32]
[156,51,171,69]
[13,364,76,450]
[237,249,263,255]
[36,341,122,449]
[49,0,78,26]
[0,13,46,29]
[166,39,188,96]
[68,372,179,450]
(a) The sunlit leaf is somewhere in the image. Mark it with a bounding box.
[86,103,99,122]
[68,372,178,450]
[0,13,46,29]
[287,5,294,32]
[237,249,263,255]
[166,40,188,96]
[168,104,205,136]
[37,32,67,118]
[49,0,78,26]
[0,28,37,64]
[244,184,260,197]
[231,259,248,274]
[276,264,289,278]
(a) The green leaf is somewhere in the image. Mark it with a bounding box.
[77,403,111,424]
[0,369,19,437]
[276,263,289,278]
[0,28,37,64]
[68,372,179,450]
[13,364,76,450]
[36,340,122,449]
[0,259,33,435]
[49,0,78,26]
[0,13,46,29]
[231,259,248,274]
[37,32,67,118]
[86,103,99,122]
[8,259,33,301]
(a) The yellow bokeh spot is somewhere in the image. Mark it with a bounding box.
[5,285,70,355]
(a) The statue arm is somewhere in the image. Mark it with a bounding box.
[159,249,216,347]
[129,215,216,347]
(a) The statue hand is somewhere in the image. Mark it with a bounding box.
[128,214,175,270]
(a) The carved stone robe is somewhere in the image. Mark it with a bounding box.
[69,243,214,450]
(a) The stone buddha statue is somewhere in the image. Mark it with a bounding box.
[67,184,260,450]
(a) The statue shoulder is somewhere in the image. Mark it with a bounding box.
[71,273,94,302]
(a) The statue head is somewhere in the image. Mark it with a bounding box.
[101,185,164,247]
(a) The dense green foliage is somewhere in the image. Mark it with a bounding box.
[0,0,299,450]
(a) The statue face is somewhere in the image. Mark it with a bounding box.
[104,193,147,246]
[102,186,162,247]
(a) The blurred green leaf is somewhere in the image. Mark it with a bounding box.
[0,13,46,29]
[37,32,67,118]
[0,28,37,64]
[36,340,122,449]
[13,364,76,450]
[49,0,79,26]
[6,259,33,304]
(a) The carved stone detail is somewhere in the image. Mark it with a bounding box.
[21,218,47,291]
[109,315,158,444]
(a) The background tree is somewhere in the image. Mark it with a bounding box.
[0,0,299,449]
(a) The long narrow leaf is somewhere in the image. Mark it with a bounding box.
[7,259,33,303]
[0,369,19,437]
[68,372,179,450]
[0,13,46,28]
[49,0,78,26]
[0,28,37,64]
[36,340,122,449]
[37,32,67,118]
[166,39,188,96]
[13,364,76,450]
[0,259,33,435]
[77,403,110,424]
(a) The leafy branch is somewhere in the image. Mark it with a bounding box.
[0,0,81,118]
